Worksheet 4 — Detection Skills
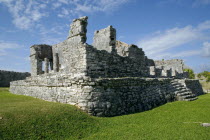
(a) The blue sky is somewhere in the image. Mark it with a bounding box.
[0,0,210,73]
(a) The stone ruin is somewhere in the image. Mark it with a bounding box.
[10,16,204,117]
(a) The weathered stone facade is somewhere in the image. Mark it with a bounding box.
[10,16,204,117]
[0,70,30,87]
[154,59,188,78]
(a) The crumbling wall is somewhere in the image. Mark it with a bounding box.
[88,37,150,78]
[0,70,30,87]
[30,44,53,76]
[93,26,116,53]
[29,17,88,77]
[115,40,130,56]
[68,16,88,43]
[155,59,184,78]
[10,76,202,117]
[10,76,174,116]
[185,79,204,96]
[116,41,146,65]
[52,40,87,77]
[85,45,149,78]
[51,16,88,77]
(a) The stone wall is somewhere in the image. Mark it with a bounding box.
[9,76,172,116]
[93,26,116,53]
[30,44,53,76]
[154,59,184,78]
[85,45,149,78]
[116,41,147,65]
[52,40,87,77]
[86,78,175,116]
[185,79,204,96]
[10,75,202,117]
[0,70,30,87]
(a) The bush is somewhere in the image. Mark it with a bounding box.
[198,71,210,82]
[207,77,210,82]
[184,69,195,79]
[197,73,201,78]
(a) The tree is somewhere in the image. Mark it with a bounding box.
[197,73,202,78]
[184,69,195,79]
[197,71,210,82]
[207,77,210,82]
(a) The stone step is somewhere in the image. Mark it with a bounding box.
[172,85,183,88]
[177,92,191,96]
[179,89,191,92]
[181,94,196,99]
[177,94,196,100]
[183,97,198,101]
[175,89,190,94]
[172,84,185,88]
[171,83,180,86]
[175,87,187,90]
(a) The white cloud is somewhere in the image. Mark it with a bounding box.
[34,23,68,45]
[193,0,210,6]
[73,0,130,14]
[197,20,210,31]
[58,8,71,18]
[54,0,130,17]
[137,20,210,60]
[159,0,210,7]
[198,63,210,72]
[58,0,68,4]
[172,50,201,58]
[0,0,130,30]
[146,50,201,60]
[52,2,62,9]
[202,42,210,57]
[0,41,22,56]
[138,26,201,56]
[0,0,47,30]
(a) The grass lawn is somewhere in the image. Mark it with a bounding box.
[0,88,210,140]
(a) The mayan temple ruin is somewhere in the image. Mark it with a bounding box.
[10,16,204,117]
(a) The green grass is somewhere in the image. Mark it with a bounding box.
[0,88,210,140]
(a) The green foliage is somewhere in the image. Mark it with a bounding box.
[184,69,195,79]
[197,73,202,78]
[1,88,210,140]
[207,77,210,83]
[198,71,210,83]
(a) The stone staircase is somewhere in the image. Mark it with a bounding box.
[170,80,198,101]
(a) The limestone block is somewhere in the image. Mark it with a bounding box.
[92,26,116,53]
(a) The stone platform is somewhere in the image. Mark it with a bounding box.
[10,75,203,117]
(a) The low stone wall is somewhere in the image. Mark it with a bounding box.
[10,75,179,116]
[0,70,30,87]
[185,79,204,96]
[87,78,175,116]
[85,46,149,78]
[10,75,204,117]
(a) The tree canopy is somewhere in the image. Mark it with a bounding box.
[184,69,195,79]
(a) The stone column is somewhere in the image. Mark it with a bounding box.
[50,61,53,70]
[44,58,49,73]
[68,16,88,43]
[30,55,42,76]
[54,53,59,72]
[171,68,176,77]
[161,67,167,77]
[149,66,156,77]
